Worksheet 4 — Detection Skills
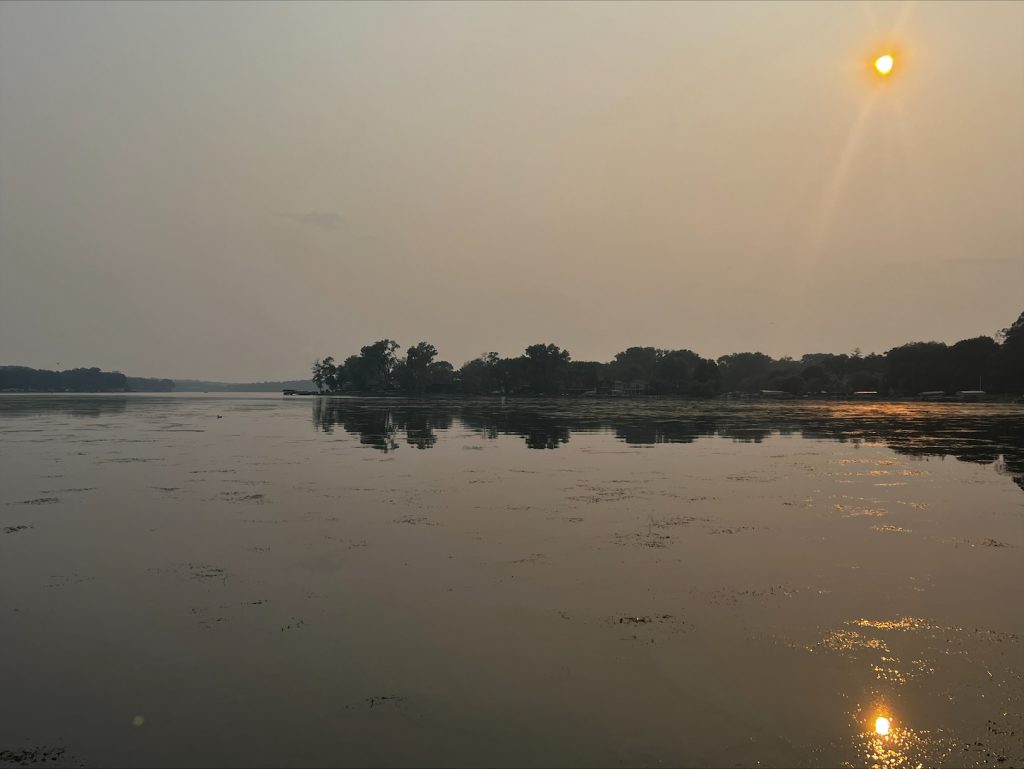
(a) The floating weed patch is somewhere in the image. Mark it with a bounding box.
[872,524,912,534]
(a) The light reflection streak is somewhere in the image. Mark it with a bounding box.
[792,1,919,321]
[862,1,917,49]
[803,89,880,262]
[856,704,931,769]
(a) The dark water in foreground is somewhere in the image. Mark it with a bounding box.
[1,395,1022,768]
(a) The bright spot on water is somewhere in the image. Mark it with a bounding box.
[875,715,891,736]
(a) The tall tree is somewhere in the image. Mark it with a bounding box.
[359,339,400,390]
[404,342,438,394]
[716,352,773,392]
[610,347,659,385]
[998,311,1024,392]
[524,343,571,393]
[312,357,342,393]
[311,359,326,393]
[657,349,701,394]
[885,342,949,394]
[323,356,343,392]
[949,337,999,392]
[344,355,369,390]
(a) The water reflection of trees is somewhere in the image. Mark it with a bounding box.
[460,405,570,450]
[308,398,1024,490]
[313,399,453,452]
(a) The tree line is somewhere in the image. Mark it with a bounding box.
[312,309,1024,397]
[0,366,175,393]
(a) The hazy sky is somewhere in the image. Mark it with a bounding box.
[1,1,1022,380]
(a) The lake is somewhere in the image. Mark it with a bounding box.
[1,394,1022,768]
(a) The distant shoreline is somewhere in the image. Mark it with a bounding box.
[4,306,1022,398]
[287,391,1024,404]
[4,390,1021,404]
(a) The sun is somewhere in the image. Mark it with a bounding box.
[874,54,895,76]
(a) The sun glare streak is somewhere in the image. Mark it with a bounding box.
[891,99,917,158]
[803,90,880,261]
[892,0,917,38]
[888,95,928,249]
[863,0,916,41]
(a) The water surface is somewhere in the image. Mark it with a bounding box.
[1,395,1022,768]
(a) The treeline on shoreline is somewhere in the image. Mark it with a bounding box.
[313,310,1024,397]
[2,310,1020,396]
[0,366,175,393]
[0,367,321,394]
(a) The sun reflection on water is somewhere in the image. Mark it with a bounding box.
[859,707,929,769]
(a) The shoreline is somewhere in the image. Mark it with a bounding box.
[2,389,1022,403]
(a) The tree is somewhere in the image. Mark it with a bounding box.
[948,337,999,392]
[690,358,720,397]
[358,339,400,390]
[566,360,606,391]
[802,353,848,390]
[458,352,504,394]
[769,373,805,395]
[716,352,773,392]
[404,342,438,394]
[343,355,369,390]
[657,349,701,394]
[429,360,456,392]
[524,343,571,393]
[610,347,659,385]
[800,364,829,393]
[324,357,344,392]
[848,370,884,392]
[457,358,485,394]
[311,357,343,393]
[997,310,1024,393]
[496,356,529,394]
[885,342,949,394]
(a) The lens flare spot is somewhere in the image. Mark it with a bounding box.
[874,54,894,75]
[875,716,891,736]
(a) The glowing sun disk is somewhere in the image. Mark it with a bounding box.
[875,716,892,736]
[875,54,895,75]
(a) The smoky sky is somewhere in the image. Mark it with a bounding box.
[1,1,1022,381]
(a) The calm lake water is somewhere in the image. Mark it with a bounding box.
[1,394,1022,768]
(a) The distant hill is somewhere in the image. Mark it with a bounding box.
[172,379,315,392]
